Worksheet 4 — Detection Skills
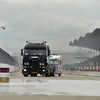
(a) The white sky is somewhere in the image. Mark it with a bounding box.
[0,0,100,54]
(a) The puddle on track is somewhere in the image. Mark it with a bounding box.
[0,79,100,96]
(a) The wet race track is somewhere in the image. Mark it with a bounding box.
[0,70,100,100]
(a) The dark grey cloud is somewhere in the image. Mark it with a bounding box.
[0,0,100,53]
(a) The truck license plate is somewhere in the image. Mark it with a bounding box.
[31,56,38,58]
[32,72,37,74]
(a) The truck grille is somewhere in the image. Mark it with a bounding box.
[30,62,39,71]
[30,62,39,66]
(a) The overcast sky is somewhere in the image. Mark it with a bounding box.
[0,0,100,54]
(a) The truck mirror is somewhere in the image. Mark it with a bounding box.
[48,50,50,56]
[21,49,23,56]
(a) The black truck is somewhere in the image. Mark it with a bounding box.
[21,40,55,77]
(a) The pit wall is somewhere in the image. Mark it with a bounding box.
[63,70,100,77]
[0,48,20,72]
[75,66,100,71]
[0,48,18,66]
[0,63,20,72]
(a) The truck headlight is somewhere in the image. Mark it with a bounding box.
[27,63,29,65]
[39,63,41,65]
[24,69,27,71]
[42,63,44,65]
[24,63,26,65]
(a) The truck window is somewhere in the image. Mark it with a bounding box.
[24,49,46,55]
[49,60,59,65]
[54,61,59,65]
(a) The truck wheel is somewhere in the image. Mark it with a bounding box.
[42,74,44,76]
[52,74,55,77]
[52,71,55,77]
[34,74,37,77]
[59,73,61,76]
[30,74,34,77]
[24,75,28,77]
[45,73,48,77]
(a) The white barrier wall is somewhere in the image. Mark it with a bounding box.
[0,63,20,72]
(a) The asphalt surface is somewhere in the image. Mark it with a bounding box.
[0,70,100,100]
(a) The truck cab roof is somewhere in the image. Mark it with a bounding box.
[25,44,47,49]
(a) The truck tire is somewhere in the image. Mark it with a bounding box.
[34,74,37,77]
[24,75,28,77]
[42,74,45,76]
[45,73,48,77]
[30,74,34,77]
[52,71,55,77]
[58,73,61,76]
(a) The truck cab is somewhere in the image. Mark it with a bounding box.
[49,55,62,76]
[21,40,50,77]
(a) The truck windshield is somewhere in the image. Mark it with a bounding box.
[24,49,46,55]
[49,60,59,65]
